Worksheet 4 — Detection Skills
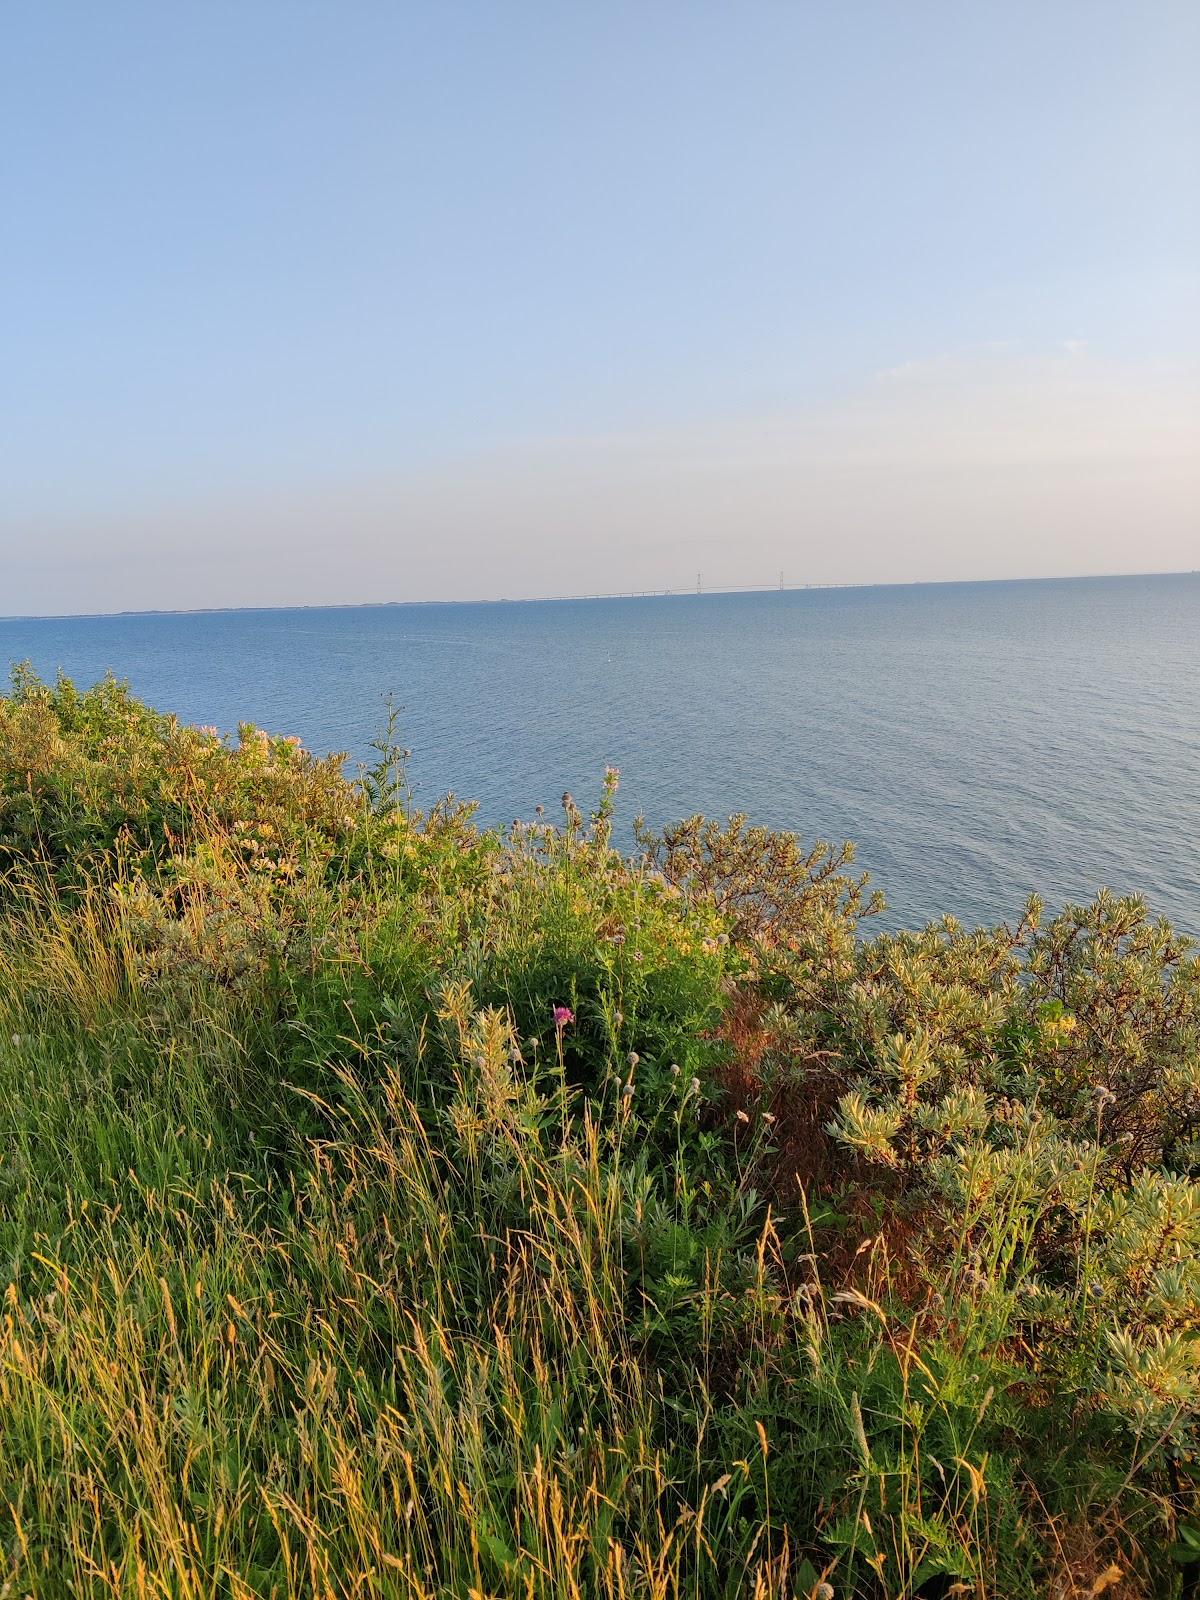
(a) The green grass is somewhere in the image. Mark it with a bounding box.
[0,668,1197,1597]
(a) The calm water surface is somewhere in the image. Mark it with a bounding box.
[3,575,1198,933]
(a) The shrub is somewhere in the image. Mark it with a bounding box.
[0,672,1196,1597]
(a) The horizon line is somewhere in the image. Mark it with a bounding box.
[2,566,1197,626]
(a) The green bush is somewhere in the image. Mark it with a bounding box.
[0,670,1196,1598]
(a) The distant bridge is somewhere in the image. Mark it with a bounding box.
[491,579,852,604]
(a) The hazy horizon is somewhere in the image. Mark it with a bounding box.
[4,3,1198,614]
[5,565,1199,627]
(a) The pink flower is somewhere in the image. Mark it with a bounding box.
[552,1006,574,1030]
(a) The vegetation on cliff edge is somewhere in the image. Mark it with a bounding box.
[1,667,1198,1598]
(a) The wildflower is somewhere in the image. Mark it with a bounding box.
[670,1063,680,1077]
[690,1077,701,1096]
[10,1034,20,1048]
[622,1082,634,1098]
[608,931,625,946]
[627,1051,639,1068]
[632,950,643,963]
[552,1006,574,1030]
[604,765,620,785]
[762,1111,776,1124]
[735,1110,750,1125]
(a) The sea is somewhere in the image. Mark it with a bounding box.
[3,573,1198,935]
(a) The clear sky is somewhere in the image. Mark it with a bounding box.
[3,2,1197,615]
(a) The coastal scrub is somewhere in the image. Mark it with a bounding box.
[0,668,1197,1597]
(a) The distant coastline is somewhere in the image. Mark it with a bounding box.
[3,566,1197,626]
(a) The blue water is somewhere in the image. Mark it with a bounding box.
[3,574,1198,933]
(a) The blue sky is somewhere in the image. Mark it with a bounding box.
[3,2,1197,613]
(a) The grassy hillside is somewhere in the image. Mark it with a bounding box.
[1,667,1198,1598]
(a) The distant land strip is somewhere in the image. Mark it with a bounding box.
[2,569,1196,625]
